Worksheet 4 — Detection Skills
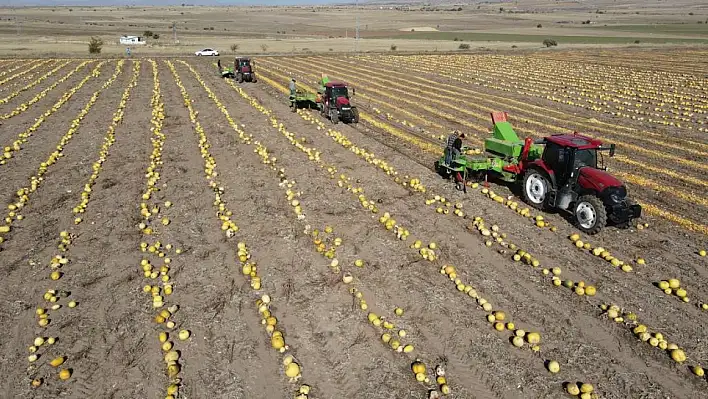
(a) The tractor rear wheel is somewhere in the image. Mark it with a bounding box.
[522,169,550,210]
[574,195,607,235]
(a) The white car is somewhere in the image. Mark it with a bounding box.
[195,48,219,56]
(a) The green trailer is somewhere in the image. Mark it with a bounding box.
[436,111,543,188]
[289,89,318,112]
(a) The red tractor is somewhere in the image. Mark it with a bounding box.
[519,133,641,234]
[317,79,359,124]
[444,112,641,234]
[234,57,257,83]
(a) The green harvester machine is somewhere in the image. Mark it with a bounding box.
[436,111,642,234]
[436,111,543,185]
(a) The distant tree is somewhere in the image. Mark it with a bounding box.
[390,44,397,51]
[453,37,459,41]
[457,7,462,11]
[209,27,214,30]
[88,37,103,54]
[152,33,160,39]
[634,40,641,43]
[499,7,504,12]
[689,12,694,15]
[411,28,415,32]
[537,24,543,28]
[458,43,470,50]
[143,30,153,37]
[512,45,518,48]
[230,43,239,52]
[261,43,269,52]
[543,39,558,47]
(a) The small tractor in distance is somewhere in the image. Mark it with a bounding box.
[436,111,641,234]
[234,57,257,83]
[317,75,359,124]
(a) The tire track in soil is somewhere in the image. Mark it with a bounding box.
[346,56,708,156]
[159,61,288,399]
[24,61,160,399]
[272,57,708,234]
[202,64,700,398]
[0,61,91,125]
[0,61,111,180]
[0,60,73,111]
[258,64,708,395]
[193,63,558,399]
[189,65,455,399]
[0,60,136,398]
[255,62,708,319]
[177,60,460,399]
[262,57,708,240]
[0,60,53,89]
[257,67,708,367]
[175,65,340,398]
[0,61,97,141]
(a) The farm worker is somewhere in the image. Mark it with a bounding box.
[126,47,131,57]
[452,132,466,161]
[443,130,460,166]
[217,59,222,70]
[289,78,297,96]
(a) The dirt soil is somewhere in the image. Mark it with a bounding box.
[0,54,706,399]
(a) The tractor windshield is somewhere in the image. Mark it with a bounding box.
[331,87,348,99]
[239,60,250,66]
[574,149,597,169]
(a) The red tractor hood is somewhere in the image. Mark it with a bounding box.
[578,167,624,192]
[336,96,350,107]
[241,65,251,73]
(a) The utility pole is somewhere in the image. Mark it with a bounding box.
[172,21,178,44]
[355,0,360,53]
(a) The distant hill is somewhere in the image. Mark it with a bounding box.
[3,0,706,8]
[3,0,347,6]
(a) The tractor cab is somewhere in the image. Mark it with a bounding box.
[318,78,359,124]
[539,134,617,191]
[233,57,257,83]
[524,132,640,234]
[322,81,350,103]
[235,57,252,72]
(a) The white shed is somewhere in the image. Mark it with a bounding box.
[119,35,146,45]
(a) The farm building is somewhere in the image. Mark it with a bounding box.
[119,35,146,45]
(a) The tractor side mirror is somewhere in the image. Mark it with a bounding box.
[609,143,616,157]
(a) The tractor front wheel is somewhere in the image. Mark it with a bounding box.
[574,195,607,235]
[330,109,339,124]
[522,169,550,210]
[237,73,244,83]
[352,108,360,123]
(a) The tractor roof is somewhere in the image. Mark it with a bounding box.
[546,134,603,150]
[235,57,251,61]
[325,80,347,87]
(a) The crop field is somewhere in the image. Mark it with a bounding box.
[0,50,706,399]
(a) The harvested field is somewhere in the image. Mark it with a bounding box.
[0,49,706,399]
